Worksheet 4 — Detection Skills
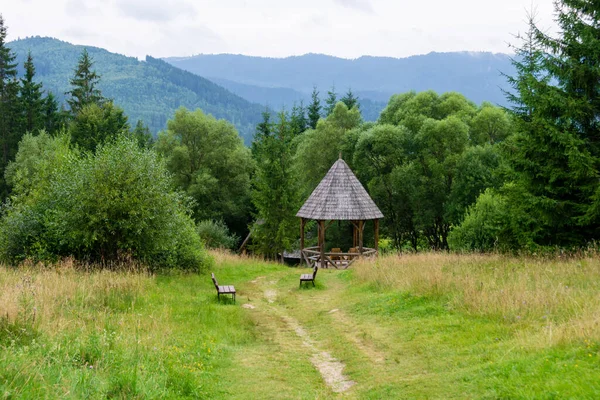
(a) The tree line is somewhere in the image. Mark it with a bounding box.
[0,0,598,268]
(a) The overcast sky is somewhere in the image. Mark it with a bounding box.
[3,0,556,59]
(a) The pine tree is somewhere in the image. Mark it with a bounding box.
[290,101,308,135]
[251,111,300,259]
[0,14,21,198]
[43,92,62,133]
[324,85,337,116]
[340,88,359,110]
[307,86,321,129]
[503,12,547,119]
[131,120,153,149]
[506,3,600,245]
[66,49,104,115]
[20,51,44,133]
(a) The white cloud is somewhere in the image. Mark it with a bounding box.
[115,0,197,22]
[2,0,558,59]
[333,0,374,14]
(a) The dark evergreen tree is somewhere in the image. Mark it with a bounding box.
[20,51,44,133]
[66,49,104,115]
[251,111,299,259]
[252,110,272,157]
[0,15,21,198]
[131,120,154,149]
[43,92,62,133]
[341,88,359,110]
[505,3,600,245]
[324,85,337,116]
[290,101,308,135]
[307,86,321,129]
[69,101,129,152]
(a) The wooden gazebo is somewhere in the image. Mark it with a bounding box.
[297,158,383,269]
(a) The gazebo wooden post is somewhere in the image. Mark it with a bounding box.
[358,220,364,254]
[374,219,380,254]
[300,218,305,251]
[319,220,326,268]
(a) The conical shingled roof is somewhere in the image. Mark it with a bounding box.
[296,159,383,221]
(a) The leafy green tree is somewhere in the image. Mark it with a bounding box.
[156,107,253,237]
[446,144,502,224]
[324,85,337,116]
[353,90,505,250]
[19,52,44,133]
[470,102,513,145]
[5,130,73,200]
[66,49,104,115]
[307,86,321,129]
[504,3,600,246]
[353,124,416,249]
[69,101,129,152]
[1,135,211,270]
[293,102,362,197]
[340,88,359,110]
[251,111,300,259]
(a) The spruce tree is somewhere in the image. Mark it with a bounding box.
[307,86,321,129]
[0,15,21,198]
[290,101,308,135]
[324,85,337,116]
[131,120,153,149]
[43,92,62,133]
[251,111,299,259]
[506,3,600,245]
[66,49,104,115]
[20,51,44,133]
[340,88,359,110]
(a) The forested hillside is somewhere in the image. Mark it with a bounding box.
[9,37,265,143]
[165,52,515,108]
[210,77,386,121]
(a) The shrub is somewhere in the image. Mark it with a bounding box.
[0,135,211,271]
[196,220,239,250]
[448,187,538,252]
[448,189,508,252]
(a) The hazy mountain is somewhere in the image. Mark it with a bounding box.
[9,37,266,143]
[165,52,515,107]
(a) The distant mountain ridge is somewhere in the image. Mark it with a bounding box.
[8,37,266,143]
[165,52,515,108]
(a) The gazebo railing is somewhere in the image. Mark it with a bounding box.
[301,246,377,269]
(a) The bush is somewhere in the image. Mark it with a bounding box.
[448,187,538,252]
[448,189,508,252]
[0,135,211,271]
[196,220,239,250]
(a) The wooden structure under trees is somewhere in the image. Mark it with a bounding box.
[296,158,383,268]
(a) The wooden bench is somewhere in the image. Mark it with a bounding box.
[299,266,318,288]
[211,273,236,303]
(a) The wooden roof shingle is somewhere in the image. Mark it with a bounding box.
[296,159,384,221]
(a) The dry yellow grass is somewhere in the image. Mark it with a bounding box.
[0,258,149,336]
[353,252,600,345]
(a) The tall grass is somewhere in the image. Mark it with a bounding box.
[354,252,600,344]
[0,259,148,334]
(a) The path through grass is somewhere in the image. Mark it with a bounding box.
[1,252,599,398]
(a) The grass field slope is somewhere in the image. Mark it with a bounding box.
[1,252,599,398]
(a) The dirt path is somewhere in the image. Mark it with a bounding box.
[254,281,356,394]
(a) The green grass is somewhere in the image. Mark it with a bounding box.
[1,252,599,398]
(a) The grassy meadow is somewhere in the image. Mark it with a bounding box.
[1,251,599,398]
